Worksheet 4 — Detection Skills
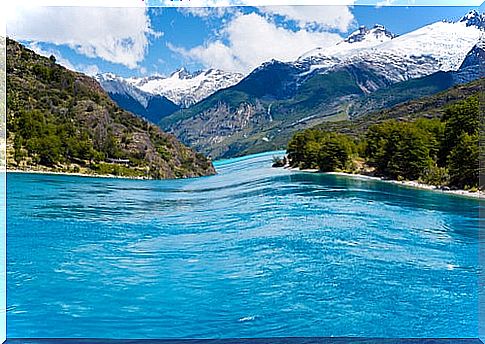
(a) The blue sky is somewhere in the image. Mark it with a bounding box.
[7,3,483,78]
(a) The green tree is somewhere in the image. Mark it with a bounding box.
[318,133,354,172]
[448,133,478,189]
[440,96,479,165]
[288,129,325,168]
[365,120,433,180]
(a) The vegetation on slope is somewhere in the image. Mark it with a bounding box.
[6,38,215,179]
[160,69,365,159]
[160,55,479,160]
[311,78,482,138]
[287,96,481,190]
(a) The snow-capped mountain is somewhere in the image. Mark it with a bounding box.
[460,9,485,29]
[159,10,484,160]
[97,68,244,115]
[295,10,483,86]
[300,24,397,60]
[128,68,244,108]
[96,68,243,122]
[343,24,397,44]
[95,73,180,124]
[96,73,152,108]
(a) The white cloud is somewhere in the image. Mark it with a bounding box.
[7,6,160,69]
[170,12,343,73]
[177,3,355,32]
[27,42,99,76]
[77,64,100,76]
[261,6,355,32]
[156,0,356,7]
[179,6,238,18]
[27,42,75,70]
[375,0,396,7]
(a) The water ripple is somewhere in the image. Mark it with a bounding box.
[7,151,481,338]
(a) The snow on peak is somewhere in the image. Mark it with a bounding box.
[460,10,485,29]
[295,14,482,83]
[298,24,396,61]
[128,68,244,108]
[95,73,151,108]
[343,24,396,44]
[171,67,196,80]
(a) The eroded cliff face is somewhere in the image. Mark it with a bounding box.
[166,101,271,158]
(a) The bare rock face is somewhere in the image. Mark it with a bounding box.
[166,101,269,158]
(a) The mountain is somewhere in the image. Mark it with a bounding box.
[95,73,180,124]
[312,77,483,138]
[96,68,244,120]
[348,42,485,118]
[342,24,397,44]
[160,11,484,159]
[130,68,244,108]
[460,9,485,29]
[6,38,215,179]
[300,24,396,61]
[296,11,482,85]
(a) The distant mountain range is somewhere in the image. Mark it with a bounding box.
[95,68,244,123]
[158,10,484,159]
[129,68,244,108]
[97,10,484,160]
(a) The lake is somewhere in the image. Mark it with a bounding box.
[7,151,482,338]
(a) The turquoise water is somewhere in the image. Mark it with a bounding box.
[7,151,482,338]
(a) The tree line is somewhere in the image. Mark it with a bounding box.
[286,96,480,190]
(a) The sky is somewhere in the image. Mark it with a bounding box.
[5,1,484,78]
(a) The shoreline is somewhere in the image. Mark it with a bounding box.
[5,169,152,180]
[287,167,483,199]
[5,161,483,199]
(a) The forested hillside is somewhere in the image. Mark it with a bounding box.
[6,39,215,179]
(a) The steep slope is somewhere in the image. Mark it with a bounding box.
[95,73,180,124]
[97,68,244,115]
[160,11,484,159]
[349,43,485,118]
[161,69,365,158]
[131,68,244,108]
[6,38,215,179]
[297,11,482,83]
[313,77,483,137]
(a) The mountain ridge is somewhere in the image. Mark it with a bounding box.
[159,11,484,159]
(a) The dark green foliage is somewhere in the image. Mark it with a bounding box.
[287,130,323,169]
[413,118,444,161]
[365,96,479,187]
[440,96,479,165]
[441,97,479,189]
[6,38,215,179]
[288,96,479,189]
[288,129,355,172]
[365,120,434,180]
[448,133,478,189]
[318,135,354,172]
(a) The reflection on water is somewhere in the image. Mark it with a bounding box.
[7,151,482,338]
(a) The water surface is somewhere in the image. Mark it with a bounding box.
[7,152,482,338]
